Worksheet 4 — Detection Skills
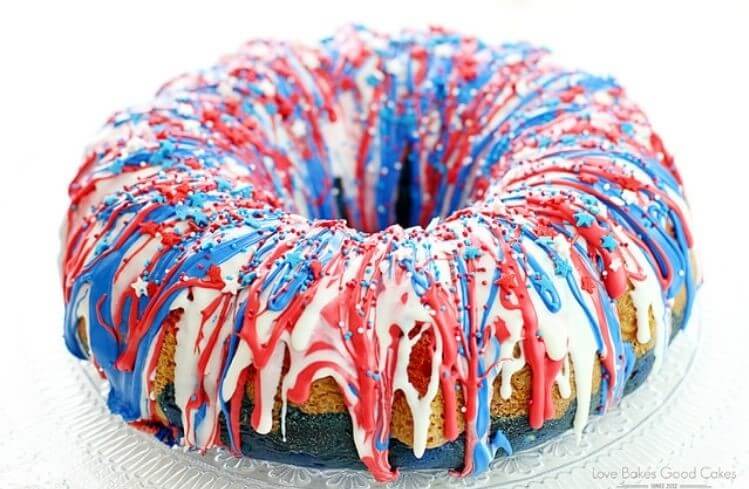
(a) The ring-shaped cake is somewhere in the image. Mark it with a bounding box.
[62,26,699,481]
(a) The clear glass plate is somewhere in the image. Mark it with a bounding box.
[6,315,734,489]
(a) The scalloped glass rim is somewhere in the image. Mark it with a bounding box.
[55,319,701,489]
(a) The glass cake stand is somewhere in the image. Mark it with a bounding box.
[1,307,745,489]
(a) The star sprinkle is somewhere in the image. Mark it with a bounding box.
[553,257,572,276]
[574,211,595,227]
[463,246,481,260]
[222,277,241,296]
[601,234,618,251]
[580,276,596,293]
[131,275,149,297]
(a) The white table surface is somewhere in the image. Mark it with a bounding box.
[1,1,748,487]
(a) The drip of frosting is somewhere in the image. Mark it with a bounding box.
[62,26,698,481]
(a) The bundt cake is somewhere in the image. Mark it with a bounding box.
[62,26,699,481]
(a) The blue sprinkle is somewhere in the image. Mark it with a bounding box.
[620,122,635,136]
[601,234,618,251]
[554,258,571,276]
[464,246,482,260]
[216,178,232,192]
[574,211,595,227]
[365,74,381,86]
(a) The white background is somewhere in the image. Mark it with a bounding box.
[1,0,748,486]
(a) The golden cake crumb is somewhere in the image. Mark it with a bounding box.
[88,283,683,449]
